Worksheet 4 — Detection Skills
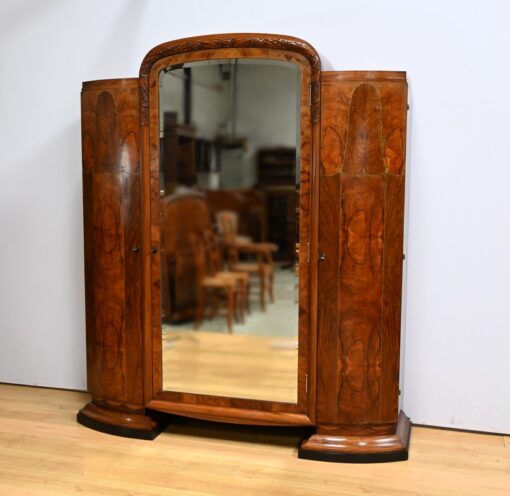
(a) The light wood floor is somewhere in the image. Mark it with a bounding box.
[0,384,509,496]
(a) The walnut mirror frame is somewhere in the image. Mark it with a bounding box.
[78,33,411,463]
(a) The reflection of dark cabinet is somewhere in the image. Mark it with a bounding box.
[258,148,297,262]
[265,187,297,262]
[161,113,195,191]
[258,147,296,186]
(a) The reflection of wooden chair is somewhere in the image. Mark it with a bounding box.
[215,210,251,246]
[207,190,265,243]
[189,233,243,333]
[226,241,276,312]
[202,229,250,315]
[217,209,277,311]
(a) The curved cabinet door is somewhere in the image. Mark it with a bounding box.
[79,79,164,438]
[300,71,410,462]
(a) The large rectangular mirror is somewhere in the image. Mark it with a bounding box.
[159,58,301,403]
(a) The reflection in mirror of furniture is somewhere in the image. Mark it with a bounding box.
[215,210,252,246]
[202,228,250,316]
[225,238,276,312]
[257,148,298,262]
[218,210,277,310]
[160,191,212,323]
[156,48,302,406]
[78,34,410,463]
[189,233,240,333]
[160,113,196,193]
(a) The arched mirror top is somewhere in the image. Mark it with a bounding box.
[140,32,322,409]
[139,33,322,125]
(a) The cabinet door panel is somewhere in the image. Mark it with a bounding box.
[317,72,408,427]
[81,79,143,408]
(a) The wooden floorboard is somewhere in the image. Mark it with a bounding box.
[0,384,509,496]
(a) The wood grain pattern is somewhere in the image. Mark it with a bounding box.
[80,79,160,432]
[307,70,408,458]
[79,37,409,459]
[139,33,321,125]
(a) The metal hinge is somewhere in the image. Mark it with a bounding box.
[305,373,309,394]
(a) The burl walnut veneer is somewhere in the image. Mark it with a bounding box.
[78,34,410,462]
[299,71,410,462]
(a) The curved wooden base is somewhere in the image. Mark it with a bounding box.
[77,402,169,440]
[299,411,411,463]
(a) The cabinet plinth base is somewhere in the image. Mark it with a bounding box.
[299,411,411,463]
[77,402,169,440]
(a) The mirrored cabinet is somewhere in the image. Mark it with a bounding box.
[78,34,410,463]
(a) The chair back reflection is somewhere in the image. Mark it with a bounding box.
[160,191,211,323]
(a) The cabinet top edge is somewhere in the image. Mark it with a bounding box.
[322,70,406,82]
[82,78,139,90]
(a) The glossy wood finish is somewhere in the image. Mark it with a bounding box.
[77,402,167,440]
[140,35,321,425]
[78,36,410,462]
[79,78,165,436]
[300,411,410,462]
[139,34,321,126]
[300,70,409,461]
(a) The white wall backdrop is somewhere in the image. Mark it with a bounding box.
[1,0,509,434]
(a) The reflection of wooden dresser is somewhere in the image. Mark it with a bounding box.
[257,148,297,262]
[264,186,297,262]
[160,113,196,192]
[160,191,212,323]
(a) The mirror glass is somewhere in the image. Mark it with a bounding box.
[159,58,301,403]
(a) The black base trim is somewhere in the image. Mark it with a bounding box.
[76,411,169,440]
[298,447,409,463]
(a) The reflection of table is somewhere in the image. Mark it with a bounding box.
[235,241,278,255]
[228,241,278,309]
[162,330,298,403]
